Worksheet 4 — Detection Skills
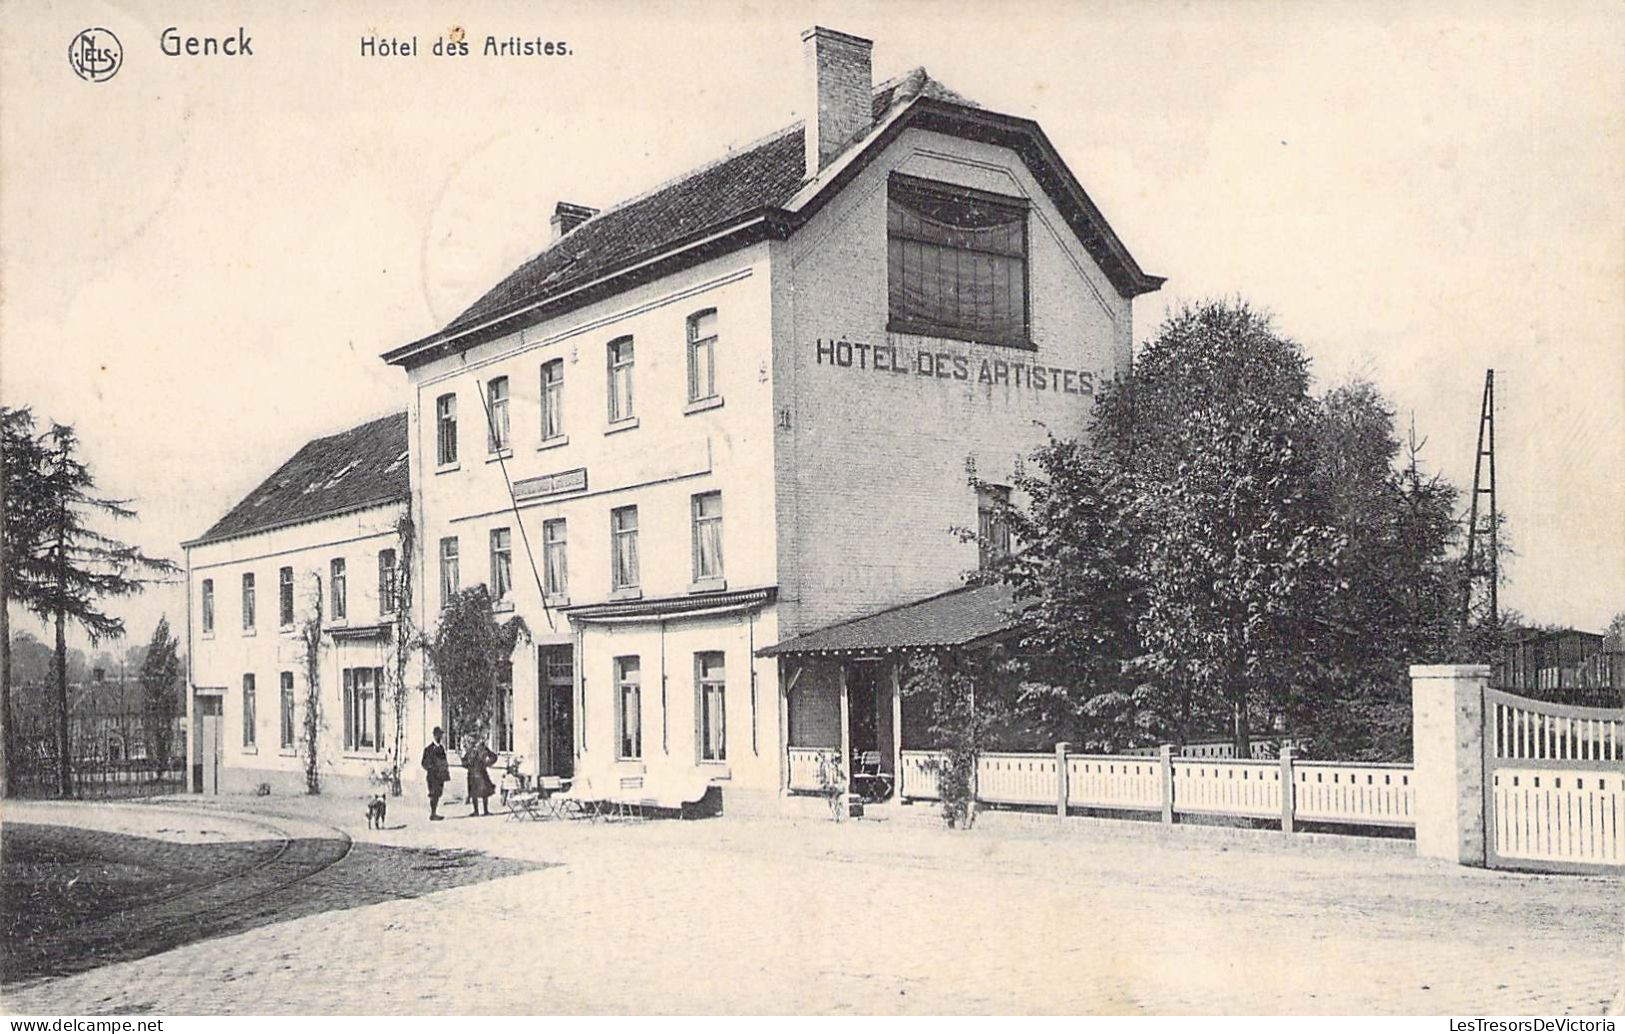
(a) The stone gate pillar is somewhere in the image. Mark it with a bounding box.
[1410,664,1490,865]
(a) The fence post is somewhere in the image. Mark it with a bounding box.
[1280,746,1296,833]
[1055,742,1070,818]
[1410,664,1490,865]
[1159,744,1175,825]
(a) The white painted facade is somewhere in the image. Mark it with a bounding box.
[402,126,1139,810]
[185,503,420,797]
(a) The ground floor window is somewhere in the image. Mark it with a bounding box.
[343,667,383,751]
[279,672,295,750]
[494,660,514,753]
[696,652,726,762]
[242,674,256,748]
[616,656,641,759]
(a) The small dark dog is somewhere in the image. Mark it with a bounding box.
[366,794,387,830]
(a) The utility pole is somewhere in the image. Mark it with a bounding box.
[1461,369,1499,628]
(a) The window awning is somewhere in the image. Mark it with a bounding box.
[328,623,393,641]
[563,587,776,624]
[758,583,1017,657]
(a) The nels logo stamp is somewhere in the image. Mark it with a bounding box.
[69,27,122,83]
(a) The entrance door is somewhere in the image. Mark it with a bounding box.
[195,695,223,794]
[539,646,575,778]
[847,661,894,798]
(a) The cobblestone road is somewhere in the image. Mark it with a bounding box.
[2,795,1619,1014]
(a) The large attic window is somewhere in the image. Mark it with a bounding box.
[887,173,1030,349]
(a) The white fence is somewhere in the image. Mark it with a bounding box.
[1067,755,1163,811]
[897,745,1414,833]
[1171,759,1282,819]
[787,746,838,793]
[976,752,1060,806]
[1489,767,1621,867]
[1484,688,1624,872]
[1294,762,1415,827]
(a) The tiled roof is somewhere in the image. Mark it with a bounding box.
[759,582,1017,656]
[384,65,1161,368]
[188,411,409,547]
[434,70,965,342]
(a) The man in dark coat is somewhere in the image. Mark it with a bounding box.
[421,726,450,821]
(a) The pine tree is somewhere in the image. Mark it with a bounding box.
[1,407,58,795]
[138,617,182,768]
[15,421,176,796]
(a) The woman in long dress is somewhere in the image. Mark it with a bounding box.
[461,734,498,817]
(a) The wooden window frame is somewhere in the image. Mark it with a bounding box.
[435,392,459,467]
[615,656,642,760]
[540,359,565,441]
[686,309,718,403]
[886,173,1032,350]
[691,491,723,583]
[607,337,635,424]
[542,518,568,597]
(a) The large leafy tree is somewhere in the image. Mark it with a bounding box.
[1298,384,1462,757]
[138,617,183,766]
[987,301,1479,759]
[974,436,1160,750]
[427,584,524,752]
[5,417,177,796]
[1098,301,1344,756]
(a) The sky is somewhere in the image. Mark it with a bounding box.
[2,0,1621,656]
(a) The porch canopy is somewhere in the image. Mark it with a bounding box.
[757,582,1017,658]
[759,582,1018,796]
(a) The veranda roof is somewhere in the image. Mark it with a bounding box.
[758,583,1017,657]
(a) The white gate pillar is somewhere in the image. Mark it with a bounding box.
[1410,664,1490,865]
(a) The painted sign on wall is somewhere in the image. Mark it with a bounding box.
[815,338,1105,398]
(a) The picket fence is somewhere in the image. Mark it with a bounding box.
[895,745,1414,832]
[1483,687,1622,872]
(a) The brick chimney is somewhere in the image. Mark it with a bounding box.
[802,26,873,175]
[550,202,598,242]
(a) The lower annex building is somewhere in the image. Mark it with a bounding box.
[186,26,1161,809]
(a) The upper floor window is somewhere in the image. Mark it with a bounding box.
[279,566,294,628]
[378,549,398,616]
[439,536,460,603]
[201,578,215,635]
[607,337,635,423]
[436,393,458,466]
[490,528,513,602]
[687,310,718,403]
[977,484,1012,571]
[486,376,510,453]
[540,359,565,441]
[692,491,723,583]
[241,573,256,632]
[330,558,347,621]
[611,506,639,590]
[887,175,1028,348]
[542,518,568,597]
